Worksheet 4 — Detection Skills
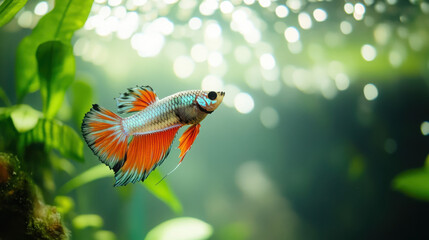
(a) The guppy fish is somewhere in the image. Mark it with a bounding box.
[81,86,224,186]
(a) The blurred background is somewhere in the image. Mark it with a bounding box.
[1,0,429,239]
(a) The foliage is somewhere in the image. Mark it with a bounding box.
[144,217,213,240]
[60,165,183,214]
[1,0,188,238]
[70,80,94,126]
[0,104,84,162]
[393,155,429,201]
[37,41,75,119]
[0,0,28,27]
[15,0,94,101]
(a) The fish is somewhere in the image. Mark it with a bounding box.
[81,85,225,186]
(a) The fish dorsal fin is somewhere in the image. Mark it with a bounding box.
[178,124,201,162]
[114,126,181,186]
[116,85,158,114]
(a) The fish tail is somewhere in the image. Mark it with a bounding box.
[81,104,128,171]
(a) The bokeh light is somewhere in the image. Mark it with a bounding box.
[260,107,279,129]
[363,83,378,101]
[234,92,254,114]
[361,44,377,61]
[421,121,429,136]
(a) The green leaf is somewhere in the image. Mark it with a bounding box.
[59,165,112,194]
[36,41,75,118]
[94,230,117,240]
[54,195,74,215]
[0,0,28,28]
[71,80,93,126]
[393,168,429,201]
[0,87,11,106]
[17,108,84,162]
[10,104,41,132]
[15,0,94,101]
[73,214,103,229]
[145,217,213,240]
[59,164,182,213]
[143,170,183,214]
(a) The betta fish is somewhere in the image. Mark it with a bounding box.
[81,86,224,186]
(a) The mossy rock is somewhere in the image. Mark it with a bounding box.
[0,153,68,240]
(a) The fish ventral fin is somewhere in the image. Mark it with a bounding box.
[81,104,128,170]
[114,126,181,186]
[178,124,201,163]
[115,85,158,114]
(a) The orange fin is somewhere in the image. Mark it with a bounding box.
[115,85,158,114]
[114,126,181,186]
[178,124,201,162]
[82,104,128,170]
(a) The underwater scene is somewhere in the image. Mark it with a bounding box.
[1,0,429,239]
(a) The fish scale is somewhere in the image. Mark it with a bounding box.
[122,90,201,135]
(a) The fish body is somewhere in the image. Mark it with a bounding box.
[82,86,224,186]
[122,90,214,134]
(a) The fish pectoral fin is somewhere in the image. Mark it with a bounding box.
[115,85,158,114]
[114,126,181,186]
[178,124,201,162]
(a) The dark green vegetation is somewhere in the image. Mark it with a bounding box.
[1,0,429,239]
[0,0,195,239]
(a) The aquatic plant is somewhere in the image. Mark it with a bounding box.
[0,0,199,238]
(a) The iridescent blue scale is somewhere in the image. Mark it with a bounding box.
[122,90,201,135]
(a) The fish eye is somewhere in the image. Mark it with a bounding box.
[208,91,217,100]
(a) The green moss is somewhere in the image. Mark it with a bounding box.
[0,153,69,240]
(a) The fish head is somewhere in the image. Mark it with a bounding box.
[195,90,225,114]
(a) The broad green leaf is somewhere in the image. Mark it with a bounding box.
[10,104,41,132]
[145,217,213,240]
[143,170,183,214]
[71,80,93,126]
[0,0,28,28]
[15,0,94,101]
[36,41,75,118]
[393,168,429,201]
[17,111,84,162]
[73,214,103,229]
[0,87,11,106]
[59,165,112,194]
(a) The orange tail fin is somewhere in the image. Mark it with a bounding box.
[82,104,128,171]
[114,126,181,186]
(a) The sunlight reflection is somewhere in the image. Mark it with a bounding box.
[188,17,202,30]
[220,1,234,14]
[275,5,289,18]
[339,21,352,35]
[234,92,254,114]
[313,8,327,22]
[34,1,49,16]
[284,27,299,43]
[201,75,224,91]
[298,12,312,30]
[363,83,378,101]
[191,44,208,62]
[361,44,377,61]
[421,122,429,136]
[260,107,279,129]
[335,73,350,91]
[173,56,195,79]
[259,53,276,70]
[223,84,240,107]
